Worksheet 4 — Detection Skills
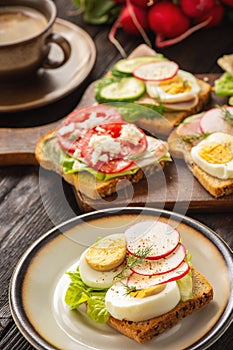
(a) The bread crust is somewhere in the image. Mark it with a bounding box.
[107,268,213,344]
[35,129,165,200]
[167,125,233,198]
[135,79,211,137]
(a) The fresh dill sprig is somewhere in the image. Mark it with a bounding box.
[114,245,153,280]
[222,107,233,125]
[215,104,233,125]
[181,133,210,143]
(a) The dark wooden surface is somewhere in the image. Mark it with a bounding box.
[0,1,233,349]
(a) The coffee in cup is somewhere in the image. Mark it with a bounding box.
[0,0,71,81]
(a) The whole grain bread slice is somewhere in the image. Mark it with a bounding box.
[167,128,233,198]
[35,129,165,200]
[107,268,213,344]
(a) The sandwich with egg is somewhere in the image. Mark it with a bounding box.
[167,106,233,197]
[214,53,233,106]
[35,104,171,203]
[65,220,213,344]
[94,55,211,136]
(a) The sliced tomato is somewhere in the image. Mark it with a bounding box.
[56,105,122,155]
[78,122,148,174]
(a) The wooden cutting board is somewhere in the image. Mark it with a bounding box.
[0,46,232,212]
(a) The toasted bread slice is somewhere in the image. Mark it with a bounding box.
[35,130,165,200]
[107,267,213,344]
[167,124,233,198]
[135,78,211,136]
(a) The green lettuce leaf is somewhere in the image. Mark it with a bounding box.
[176,251,193,301]
[215,72,233,96]
[65,267,110,323]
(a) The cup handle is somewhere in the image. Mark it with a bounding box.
[42,33,71,69]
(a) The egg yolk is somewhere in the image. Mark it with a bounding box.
[130,284,166,298]
[199,142,233,164]
[85,241,126,272]
[159,76,191,95]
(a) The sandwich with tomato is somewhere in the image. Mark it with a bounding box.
[167,106,233,198]
[65,219,213,344]
[35,105,171,203]
[94,54,211,136]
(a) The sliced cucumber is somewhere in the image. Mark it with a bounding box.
[99,77,145,102]
[113,55,166,76]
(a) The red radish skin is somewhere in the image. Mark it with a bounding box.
[180,0,215,18]
[119,3,149,35]
[130,0,153,8]
[220,0,233,7]
[194,3,225,27]
[125,220,180,260]
[131,243,186,276]
[127,261,190,289]
[109,1,151,57]
[148,2,190,39]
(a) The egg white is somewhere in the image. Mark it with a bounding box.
[105,280,180,322]
[146,70,200,103]
[191,132,233,179]
[79,234,126,289]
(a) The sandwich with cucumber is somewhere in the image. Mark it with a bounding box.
[94,55,211,136]
[35,104,171,202]
[167,106,233,197]
[65,220,213,344]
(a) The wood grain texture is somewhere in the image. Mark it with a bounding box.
[1,71,231,212]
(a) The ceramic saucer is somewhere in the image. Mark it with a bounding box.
[0,18,96,113]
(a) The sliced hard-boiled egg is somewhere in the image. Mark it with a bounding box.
[79,234,126,289]
[105,280,180,322]
[85,233,126,271]
[146,70,200,103]
[191,132,233,179]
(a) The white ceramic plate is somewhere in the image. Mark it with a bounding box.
[0,18,96,112]
[9,207,233,350]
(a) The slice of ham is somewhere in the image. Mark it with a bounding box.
[199,107,233,136]
[176,113,203,137]
[136,94,198,111]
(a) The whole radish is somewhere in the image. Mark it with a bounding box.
[119,3,149,35]
[130,0,153,8]
[109,1,150,57]
[194,2,225,27]
[220,0,233,6]
[180,0,216,18]
[148,2,190,39]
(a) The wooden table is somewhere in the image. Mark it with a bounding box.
[0,1,232,349]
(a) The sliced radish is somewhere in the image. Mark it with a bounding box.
[125,220,180,260]
[127,261,190,289]
[131,243,186,276]
[133,61,179,82]
[199,107,233,135]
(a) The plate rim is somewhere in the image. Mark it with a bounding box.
[9,207,233,350]
[0,17,96,113]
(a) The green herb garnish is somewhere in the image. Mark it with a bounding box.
[114,245,153,280]
[181,133,210,143]
[222,106,233,125]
